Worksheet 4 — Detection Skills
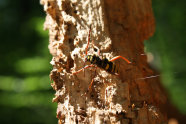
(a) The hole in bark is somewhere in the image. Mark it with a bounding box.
[75,118,78,123]
[66,56,74,73]
[69,38,75,50]
[74,10,77,14]
[50,70,64,90]
[59,58,63,62]
[72,3,75,7]
[55,34,59,40]
[65,22,77,51]
[47,2,51,7]
[94,48,98,52]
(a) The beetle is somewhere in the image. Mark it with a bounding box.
[72,26,131,89]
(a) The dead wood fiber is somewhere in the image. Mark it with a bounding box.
[41,0,167,123]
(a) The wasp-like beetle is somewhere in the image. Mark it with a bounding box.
[86,55,118,74]
[72,26,131,75]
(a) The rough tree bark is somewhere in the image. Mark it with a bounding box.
[41,0,167,123]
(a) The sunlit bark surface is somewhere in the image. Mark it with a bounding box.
[41,0,167,123]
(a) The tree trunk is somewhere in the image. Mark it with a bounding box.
[41,0,167,123]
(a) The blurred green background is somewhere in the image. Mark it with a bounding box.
[0,0,57,124]
[145,0,186,115]
[0,0,185,124]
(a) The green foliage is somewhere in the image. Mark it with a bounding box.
[0,0,57,123]
[15,57,50,74]
[145,0,186,114]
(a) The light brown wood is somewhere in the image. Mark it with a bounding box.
[41,0,167,123]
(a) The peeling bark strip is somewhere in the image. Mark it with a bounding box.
[41,0,167,123]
